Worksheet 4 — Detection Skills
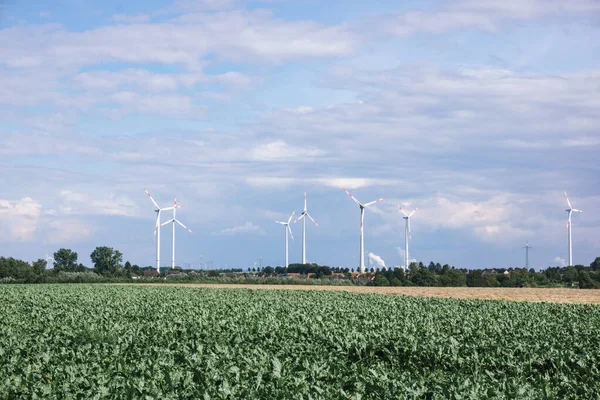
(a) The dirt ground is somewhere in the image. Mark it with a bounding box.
[122,283,600,304]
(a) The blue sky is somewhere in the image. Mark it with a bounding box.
[1,0,599,271]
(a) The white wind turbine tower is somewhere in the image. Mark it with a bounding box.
[343,189,383,273]
[398,206,418,271]
[275,211,295,268]
[293,191,318,264]
[161,197,193,269]
[564,191,583,266]
[523,241,532,270]
[145,188,174,274]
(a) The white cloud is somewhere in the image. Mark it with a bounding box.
[59,190,139,217]
[213,221,266,236]
[316,177,396,190]
[72,68,253,93]
[0,197,42,241]
[245,177,295,188]
[259,66,600,159]
[554,256,567,267]
[376,193,536,243]
[0,11,358,71]
[381,0,600,37]
[251,140,326,161]
[46,219,94,244]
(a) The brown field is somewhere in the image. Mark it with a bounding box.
[123,284,600,304]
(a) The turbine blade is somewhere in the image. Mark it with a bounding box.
[162,207,174,211]
[304,190,307,212]
[408,218,412,239]
[343,188,363,207]
[573,209,583,213]
[564,191,572,209]
[144,188,160,209]
[288,224,294,242]
[160,219,174,227]
[274,220,286,225]
[397,205,409,217]
[364,198,384,207]
[306,212,318,227]
[175,219,192,233]
[287,210,296,224]
[408,208,418,217]
[293,214,306,224]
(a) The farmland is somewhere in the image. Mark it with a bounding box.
[1,285,600,398]
[124,283,600,304]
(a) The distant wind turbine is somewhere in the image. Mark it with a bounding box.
[564,191,583,266]
[160,197,192,269]
[45,253,54,269]
[398,206,418,271]
[145,188,174,274]
[343,189,383,273]
[275,211,295,268]
[293,190,318,264]
[523,241,532,270]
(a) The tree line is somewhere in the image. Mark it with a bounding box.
[1,247,599,288]
[0,247,143,283]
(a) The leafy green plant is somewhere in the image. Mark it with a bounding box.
[1,285,599,399]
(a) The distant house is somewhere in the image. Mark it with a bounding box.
[131,274,141,280]
[143,270,159,278]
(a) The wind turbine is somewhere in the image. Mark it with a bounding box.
[275,211,295,268]
[45,253,54,269]
[564,191,583,266]
[398,206,418,272]
[145,188,174,274]
[293,190,318,264]
[343,189,383,273]
[161,197,192,269]
[523,241,532,270]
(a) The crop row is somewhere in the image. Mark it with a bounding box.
[1,285,599,399]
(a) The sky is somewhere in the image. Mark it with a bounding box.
[1,0,599,271]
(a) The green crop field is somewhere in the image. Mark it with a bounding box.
[1,285,599,399]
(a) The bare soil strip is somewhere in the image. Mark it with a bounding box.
[119,284,600,304]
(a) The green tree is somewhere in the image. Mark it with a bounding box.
[53,248,78,272]
[31,259,47,276]
[90,246,123,276]
[579,271,599,289]
[373,272,390,286]
[439,268,466,287]
[0,257,32,279]
[410,268,438,286]
[563,266,578,285]
[263,266,275,275]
